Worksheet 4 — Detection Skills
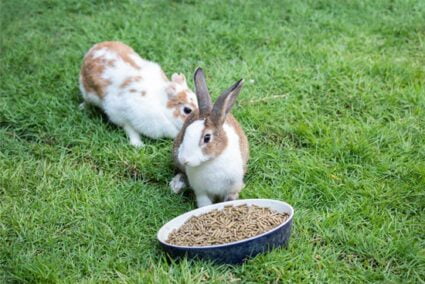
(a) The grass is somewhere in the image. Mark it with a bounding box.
[1,0,424,282]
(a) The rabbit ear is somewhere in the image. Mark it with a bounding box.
[194,67,212,116]
[171,73,186,84]
[171,73,188,88]
[211,79,244,126]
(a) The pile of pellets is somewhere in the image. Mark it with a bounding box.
[167,204,289,246]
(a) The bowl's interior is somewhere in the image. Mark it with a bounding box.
[157,199,294,247]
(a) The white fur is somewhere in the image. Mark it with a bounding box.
[178,120,210,167]
[178,123,244,207]
[79,45,197,147]
[169,173,186,194]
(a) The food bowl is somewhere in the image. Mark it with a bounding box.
[157,199,294,264]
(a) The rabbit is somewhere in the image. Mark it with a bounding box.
[79,41,198,147]
[169,68,249,207]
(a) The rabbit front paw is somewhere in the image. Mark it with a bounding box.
[170,173,186,194]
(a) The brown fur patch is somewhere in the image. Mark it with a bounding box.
[80,49,113,98]
[200,115,248,167]
[201,118,228,158]
[166,90,196,120]
[80,41,141,98]
[120,75,143,89]
[96,41,141,69]
[141,91,146,96]
[129,89,137,93]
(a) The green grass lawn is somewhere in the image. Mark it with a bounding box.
[1,0,424,282]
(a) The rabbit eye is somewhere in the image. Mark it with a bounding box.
[203,134,211,144]
[183,107,192,114]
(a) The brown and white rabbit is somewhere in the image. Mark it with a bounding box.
[170,68,249,207]
[79,41,197,147]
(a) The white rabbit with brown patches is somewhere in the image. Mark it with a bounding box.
[79,41,197,147]
[170,68,249,207]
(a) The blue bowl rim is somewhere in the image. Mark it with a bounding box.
[157,199,294,250]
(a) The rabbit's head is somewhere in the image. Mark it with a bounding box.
[176,68,244,167]
[166,73,198,128]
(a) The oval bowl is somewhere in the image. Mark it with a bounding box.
[157,199,294,264]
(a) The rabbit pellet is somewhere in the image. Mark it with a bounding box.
[166,205,289,246]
